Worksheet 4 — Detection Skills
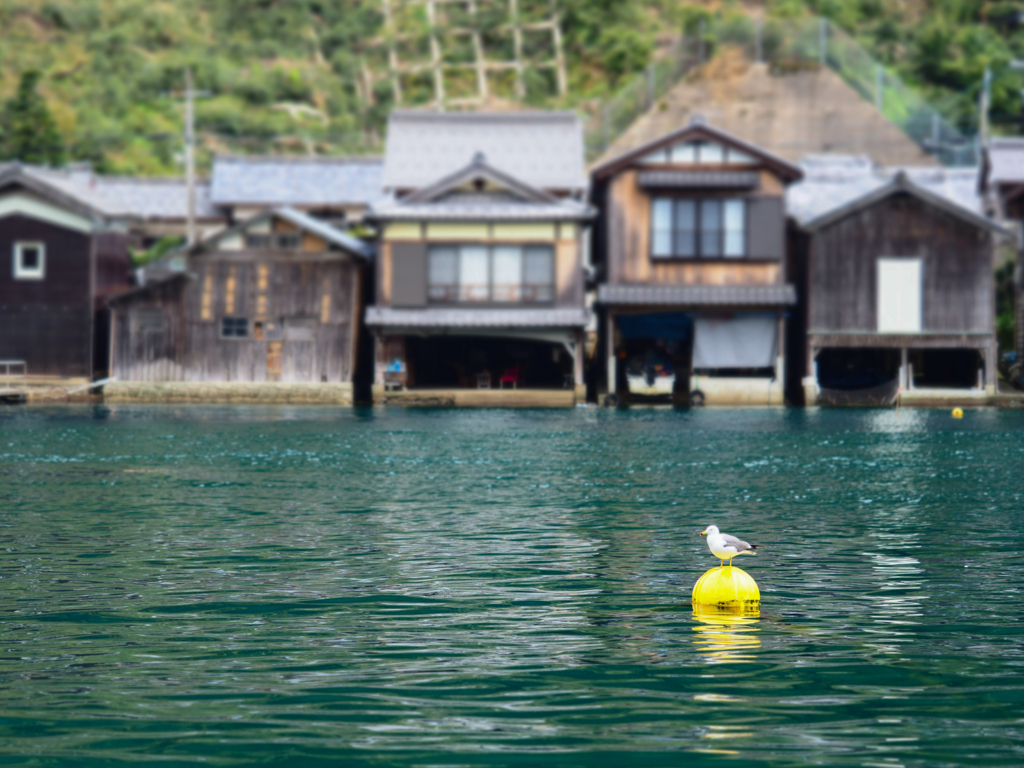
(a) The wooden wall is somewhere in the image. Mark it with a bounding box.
[809,195,993,334]
[0,214,93,377]
[603,168,787,287]
[112,253,361,383]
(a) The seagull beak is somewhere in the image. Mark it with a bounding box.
[699,531,707,536]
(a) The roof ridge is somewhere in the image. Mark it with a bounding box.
[389,109,580,122]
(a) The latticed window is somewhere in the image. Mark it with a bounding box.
[428,245,553,303]
[221,317,249,338]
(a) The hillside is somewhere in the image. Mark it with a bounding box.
[0,1,1021,175]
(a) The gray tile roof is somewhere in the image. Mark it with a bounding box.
[598,284,797,306]
[382,111,587,193]
[211,155,385,207]
[365,307,590,328]
[371,198,592,221]
[16,164,218,219]
[988,138,1024,185]
[787,155,982,225]
[636,170,760,188]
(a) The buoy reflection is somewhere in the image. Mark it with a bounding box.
[692,604,761,663]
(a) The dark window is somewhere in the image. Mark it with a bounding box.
[133,308,165,333]
[245,234,271,249]
[13,241,45,279]
[221,317,249,338]
[275,233,301,249]
[428,245,554,304]
[651,198,746,259]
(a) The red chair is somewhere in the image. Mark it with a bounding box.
[499,364,520,389]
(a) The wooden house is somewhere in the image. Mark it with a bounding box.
[794,171,1005,404]
[0,164,131,380]
[365,111,594,405]
[981,138,1024,375]
[107,207,371,398]
[591,118,802,405]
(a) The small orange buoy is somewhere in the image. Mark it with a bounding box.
[952,407,963,419]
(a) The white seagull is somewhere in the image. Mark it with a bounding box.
[700,524,758,567]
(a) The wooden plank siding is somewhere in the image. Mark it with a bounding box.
[808,195,994,335]
[112,254,360,384]
[0,214,94,377]
[604,168,787,287]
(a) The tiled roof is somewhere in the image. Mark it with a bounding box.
[382,111,587,193]
[786,155,983,225]
[365,307,590,327]
[597,284,797,306]
[211,155,385,207]
[12,164,219,219]
[371,198,592,221]
[988,138,1024,184]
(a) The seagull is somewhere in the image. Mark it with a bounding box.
[700,525,758,567]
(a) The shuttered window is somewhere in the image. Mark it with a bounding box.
[651,199,746,259]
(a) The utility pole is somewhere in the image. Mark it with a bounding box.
[980,65,992,151]
[185,68,196,246]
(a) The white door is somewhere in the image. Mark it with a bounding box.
[877,258,922,333]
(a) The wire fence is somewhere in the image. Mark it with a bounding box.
[583,16,978,167]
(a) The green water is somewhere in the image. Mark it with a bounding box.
[2,406,1023,767]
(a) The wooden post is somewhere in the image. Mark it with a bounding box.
[606,312,617,396]
[900,347,908,389]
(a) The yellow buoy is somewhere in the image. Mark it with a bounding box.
[692,565,760,609]
[952,407,963,419]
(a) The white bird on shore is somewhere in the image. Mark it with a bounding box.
[700,524,758,567]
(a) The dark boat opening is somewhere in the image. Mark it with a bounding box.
[816,348,900,390]
[404,335,573,389]
[909,348,982,389]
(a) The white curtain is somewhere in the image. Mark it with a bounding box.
[692,315,778,369]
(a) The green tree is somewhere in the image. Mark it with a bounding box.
[1,71,67,166]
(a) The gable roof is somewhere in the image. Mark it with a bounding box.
[403,152,558,205]
[0,163,104,222]
[211,155,386,207]
[370,153,593,222]
[788,155,985,225]
[196,206,373,259]
[0,162,219,221]
[802,169,1007,234]
[591,117,803,182]
[382,110,587,194]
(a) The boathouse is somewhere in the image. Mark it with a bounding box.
[591,117,802,405]
[0,164,131,381]
[792,168,1005,405]
[106,207,371,403]
[364,111,594,406]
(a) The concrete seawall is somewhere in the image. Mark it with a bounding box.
[104,382,354,405]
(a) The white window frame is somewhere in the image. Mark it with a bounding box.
[13,241,45,280]
[877,257,923,333]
